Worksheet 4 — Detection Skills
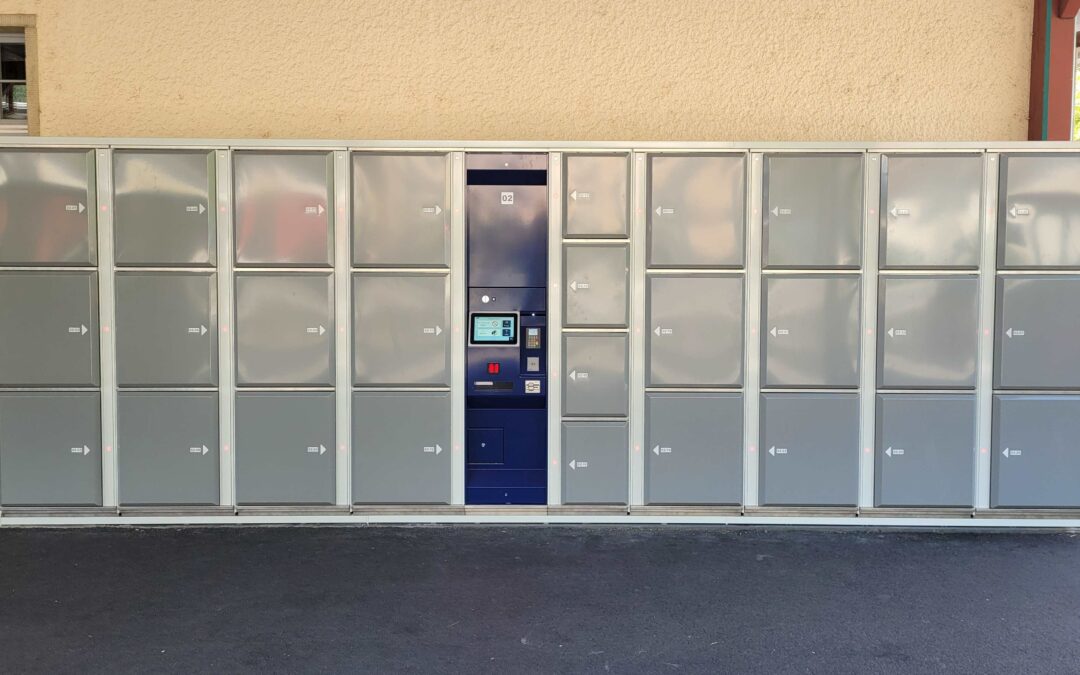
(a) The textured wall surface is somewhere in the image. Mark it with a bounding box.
[0,0,1034,140]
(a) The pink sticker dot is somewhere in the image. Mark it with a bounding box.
[100,205,108,212]
[103,326,110,333]
[105,445,112,453]
[864,447,872,454]
[980,447,988,454]
[749,445,757,453]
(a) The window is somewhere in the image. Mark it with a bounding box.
[0,32,26,134]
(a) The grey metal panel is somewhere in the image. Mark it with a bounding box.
[762,153,863,269]
[880,154,981,268]
[0,392,101,506]
[352,152,449,267]
[0,149,96,265]
[113,150,215,265]
[235,392,335,505]
[352,273,450,386]
[352,391,450,504]
[647,154,745,268]
[235,273,334,386]
[563,243,629,328]
[115,272,217,387]
[759,393,859,506]
[999,153,1080,268]
[564,153,629,238]
[0,271,99,386]
[562,421,628,505]
[645,393,742,505]
[563,333,628,417]
[995,276,1080,389]
[761,275,859,388]
[875,394,975,507]
[233,151,333,266]
[646,274,743,386]
[992,395,1080,508]
[117,392,218,506]
[877,276,978,389]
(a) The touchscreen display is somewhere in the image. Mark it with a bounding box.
[471,314,517,344]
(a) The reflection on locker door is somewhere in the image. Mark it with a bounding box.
[992,396,1080,508]
[564,153,629,238]
[562,421,628,505]
[353,391,450,504]
[0,392,102,506]
[995,276,1080,389]
[563,334,629,417]
[998,153,1080,269]
[0,149,96,265]
[563,243,629,328]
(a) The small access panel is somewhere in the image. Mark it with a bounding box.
[992,395,1080,508]
[465,154,549,504]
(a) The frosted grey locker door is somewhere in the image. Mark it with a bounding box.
[235,273,333,386]
[762,153,863,269]
[647,274,743,386]
[995,276,1080,389]
[113,150,215,266]
[115,272,218,386]
[235,392,335,505]
[353,273,450,386]
[761,275,859,388]
[759,393,858,506]
[999,154,1080,268]
[563,334,629,417]
[352,152,449,267]
[0,272,99,386]
[645,393,743,505]
[875,394,975,508]
[233,151,333,266]
[879,154,981,269]
[0,392,101,506]
[563,243,629,328]
[647,154,745,268]
[562,421,628,505]
[564,153,629,238]
[0,149,96,265]
[117,392,218,506]
[992,396,1080,508]
[877,276,978,389]
[352,391,450,504]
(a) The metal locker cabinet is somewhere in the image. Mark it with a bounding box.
[352,391,450,504]
[875,394,975,508]
[879,154,981,269]
[113,150,215,266]
[115,272,217,387]
[992,395,1080,508]
[761,275,860,388]
[0,149,96,265]
[353,273,450,386]
[995,276,1080,389]
[235,273,334,386]
[564,153,629,238]
[647,154,745,268]
[562,421,628,505]
[563,243,629,328]
[117,392,219,505]
[233,151,333,266]
[0,271,99,386]
[563,333,629,417]
[759,393,859,506]
[998,153,1080,268]
[235,392,335,505]
[646,274,743,387]
[0,392,101,506]
[645,393,743,505]
[352,152,449,267]
[877,276,978,389]
[762,153,863,269]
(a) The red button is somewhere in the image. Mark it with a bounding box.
[487,362,500,374]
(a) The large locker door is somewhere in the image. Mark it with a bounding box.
[992,396,1080,508]
[563,243,629,328]
[564,153,629,238]
[562,421,628,505]
[995,276,1080,389]
[563,334,629,417]
[998,153,1080,269]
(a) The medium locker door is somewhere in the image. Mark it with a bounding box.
[562,421,628,505]
[564,153,629,238]
[563,243,629,328]
[563,334,629,417]
[995,276,1080,389]
[998,153,1080,269]
[992,396,1080,508]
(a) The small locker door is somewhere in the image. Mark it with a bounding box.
[563,334,629,417]
[563,243,629,328]
[995,276,1080,389]
[992,396,1080,508]
[998,153,1080,269]
[562,421,628,505]
[564,153,630,238]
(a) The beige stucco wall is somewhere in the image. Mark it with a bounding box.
[0,0,1035,140]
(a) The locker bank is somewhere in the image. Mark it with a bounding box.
[1,139,1079,527]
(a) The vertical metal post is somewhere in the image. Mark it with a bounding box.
[742,153,763,508]
[450,151,467,506]
[629,152,647,507]
[858,152,881,509]
[95,148,118,509]
[333,150,351,507]
[214,149,235,508]
[547,152,564,506]
[974,152,999,510]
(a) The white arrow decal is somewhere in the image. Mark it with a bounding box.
[423,326,443,336]
[569,459,577,470]
[1003,447,1009,458]
[890,207,910,217]
[569,280,590,292]
[568,370,588,382]
[652,445,660,456]
[569,370,577,382]
[186,204,207,214]
[68,325,88,335]
[306,326,327,336]
[70,445,90,455]
[1009,206,1030,217]
[188,325,208,335]
[885,447,892,457]
[655,206,674,216]
[652,445,672,455]
[189,445,210,455]
[305,445,327,455]
[1002,447,1021,458]
[570,190,577,201]
[768,446,788,456]
[769,327,790,337]
[304,205,326,215]
[885,447,905,457]
[66,203,87,214]
[421,205,443,215]
[654,325,673,336]
[768,446,775,456]
[423,444,444,455]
